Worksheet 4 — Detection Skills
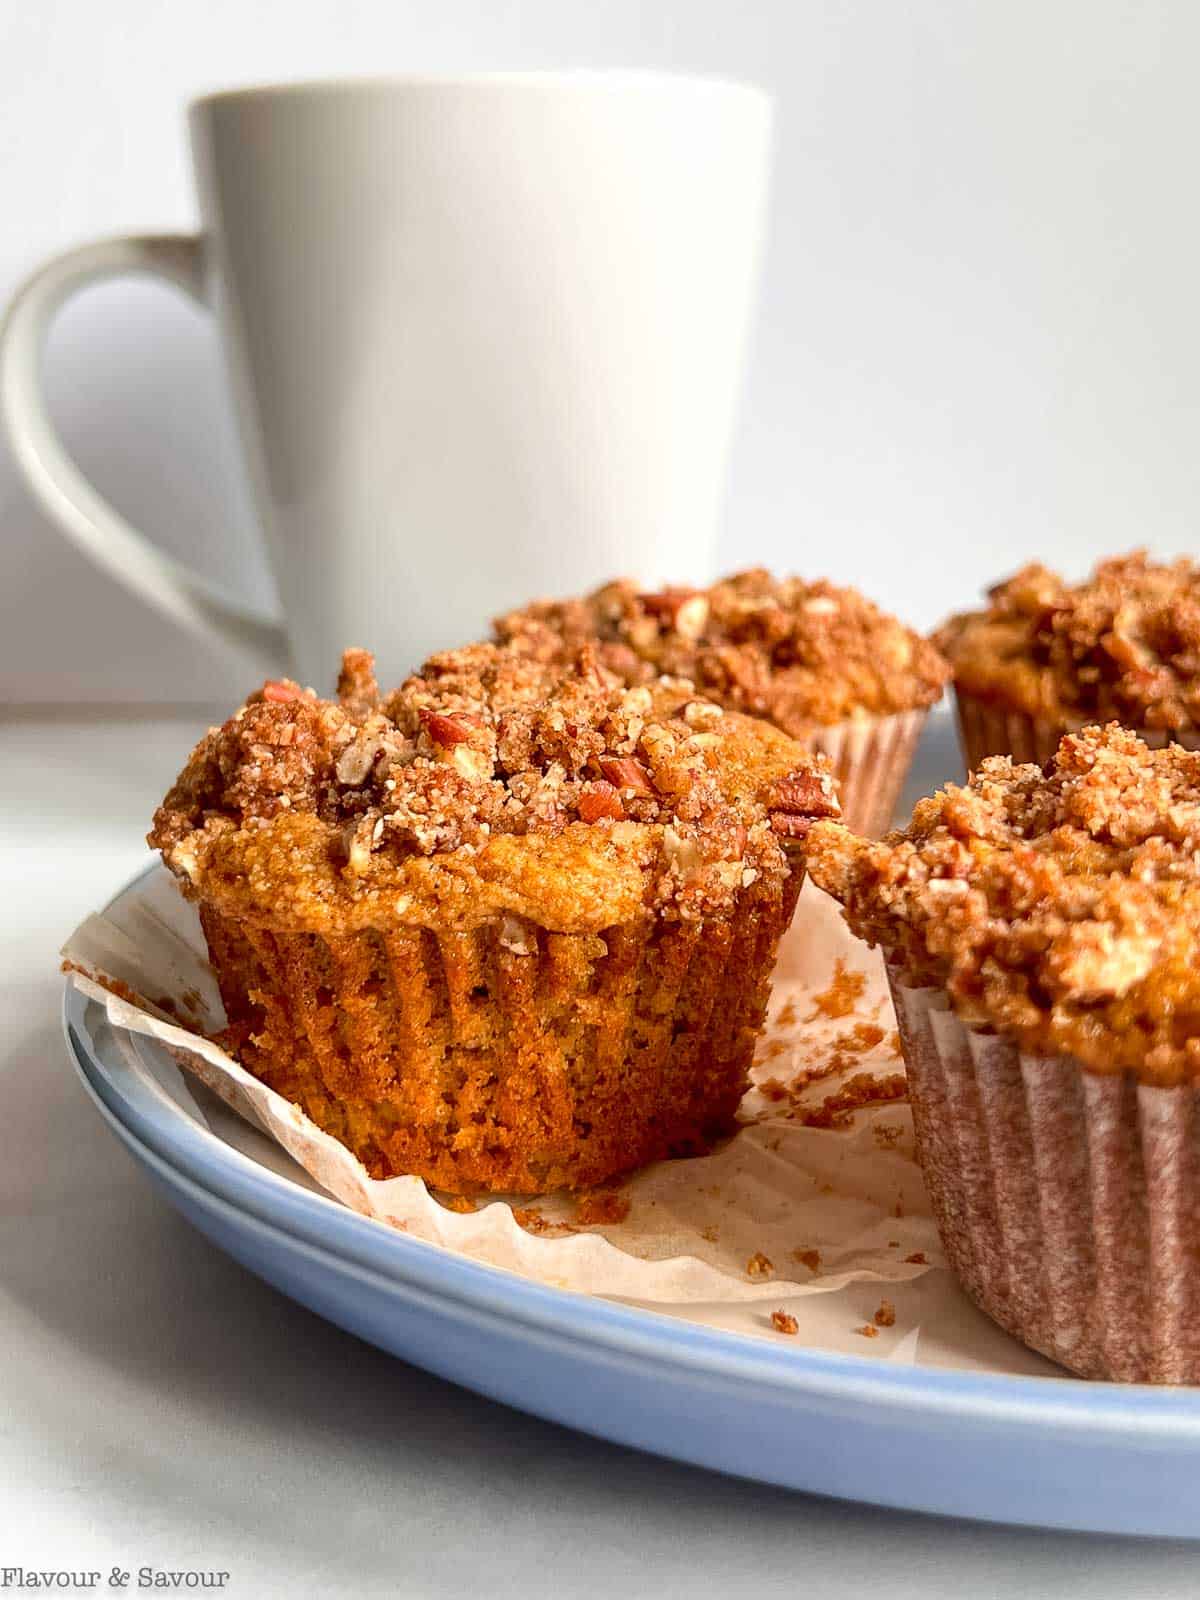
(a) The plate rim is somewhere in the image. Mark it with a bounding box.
[63,858,1200,1442]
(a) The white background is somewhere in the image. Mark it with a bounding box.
[4,0,1200,704]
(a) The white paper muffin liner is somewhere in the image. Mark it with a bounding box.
[806,708,927,836]
[952,689,1200,773]
[61,870,947,1321]
[888,965,1200,1383]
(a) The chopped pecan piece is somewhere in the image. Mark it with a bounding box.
[636,587,710,641]
[420,708,484,747]
[261,679,308,704]
[770,811,813,840]
[638,586,702,624]
[577,781,626,822]
[770,771,839,818]
[575,640,610,689]
[599,756,656,797]
[723,821,748,861]
[768,767,839,841]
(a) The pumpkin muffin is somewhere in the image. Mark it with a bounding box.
[150,644,837,1195]
[495,569,949,836]
[936,551,1200,770]
[808,723,1200,1382]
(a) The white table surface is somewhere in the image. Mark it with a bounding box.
[3,708,1197,1597]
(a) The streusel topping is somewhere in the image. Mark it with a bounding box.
[495,569,949,730]
[807,723,1200,1081]
[936,552,1200,730]
[151,645,838,932]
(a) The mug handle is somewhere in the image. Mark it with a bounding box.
[0,233,289,676]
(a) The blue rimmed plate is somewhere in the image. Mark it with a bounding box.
[62,862,1200,1538]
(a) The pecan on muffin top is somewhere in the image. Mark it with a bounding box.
[496,568,949,733]
[935,551,1200,732]
[151,642,839,935]
[807,723,1200,1083]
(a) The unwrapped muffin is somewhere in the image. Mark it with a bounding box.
[496,569,949,836]
[150,644,838,1195]
[808,724,1200,1382]
[936,551,1200,769]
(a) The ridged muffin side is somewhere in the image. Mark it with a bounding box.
[808,724,1200,1381]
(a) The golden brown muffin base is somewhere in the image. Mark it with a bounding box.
[200,864,803,1195]
[890,966,1200,1383]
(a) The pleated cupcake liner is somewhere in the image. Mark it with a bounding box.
[953,688,1200,773]
[805,708,928,836]
[198,863,804,1197]
[888,965,1200,1383]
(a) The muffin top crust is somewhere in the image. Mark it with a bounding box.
[807,724,1200,1082]
[151,645,838,934]
[936,551,1200,730]
[495,568,949,731]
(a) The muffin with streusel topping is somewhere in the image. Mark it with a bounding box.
[808,723,1200,1382]
[150,644,838,1194]
[495,569,949,837]
[936,551,1200,770]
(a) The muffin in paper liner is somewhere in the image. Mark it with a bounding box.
[952,687,1200,773]
[151,644,838,1197]
[803,722,1200,1382]
[64,868,948,1316]
[888,967,1200,1383]
[496,570,949,836]
[939,553,1200,773]
[200,863,804,1196]
[805,708,927,836]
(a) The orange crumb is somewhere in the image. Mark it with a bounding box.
[873,1122,903,1149]
[887,1030,903,1057]
[888,1240,900,1248]
[746,1251,774,1279]
[792,1247,821,1273]
[833,1022,886,1055]
[64,964,169,1021]
[574,1191,631,1226]
[771,1309,799,1336]
[756,1038,789,1063]
[807,960,867,1021]
[701,1224,720,1244]
[788,1071,908,1129]
[776,998,798,1029]
[904,1251,927,1265]
[513,1207,554,1234]
[786,1056,846,1095]
[758,1076,790,1102]
[855,1323,880,1339]
[874,1299,896,1328]
[440,1194,476,1214]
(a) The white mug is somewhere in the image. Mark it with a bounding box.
[0,74,772,688]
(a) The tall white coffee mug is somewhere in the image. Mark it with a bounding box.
[1,74,772,687]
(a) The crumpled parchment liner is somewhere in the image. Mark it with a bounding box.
[63,866,1057,1367]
